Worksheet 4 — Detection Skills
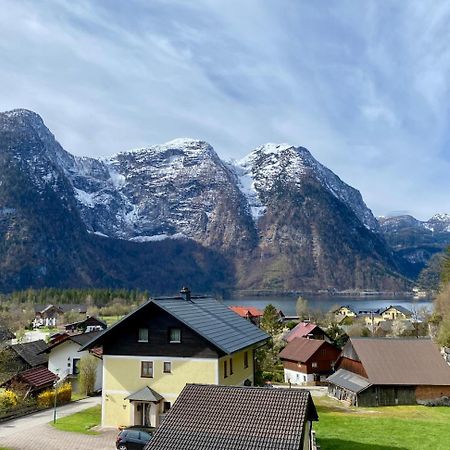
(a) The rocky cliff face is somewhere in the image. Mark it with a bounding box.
[0,109,411,293]
[379,214,450,277]
[65,138,256,254]
[228,144,406,290]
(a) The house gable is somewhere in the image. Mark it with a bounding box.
[101,302,220,359]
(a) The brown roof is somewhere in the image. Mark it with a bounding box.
[19,367,58,389]
[145,384,318,450]
[1,367,58,391]
[279,337,328,363]
[347,338,450,386]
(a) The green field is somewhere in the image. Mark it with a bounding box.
[51,405,101,435]
[314,395,450,450]
[100,315,123,326]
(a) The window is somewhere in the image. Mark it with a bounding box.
[163,401,171,413]
[72,358,80,376]
[169,328,181,343]
[311,362,318,368]
[229,358,233,375]
[224,360,228,378]
[141,361,153,378]
[138,328,149,343]
[244,351,249,369]
[140,432,152,441]
[163,361,172,373]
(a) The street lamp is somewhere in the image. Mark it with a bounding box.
[53,369,59,424]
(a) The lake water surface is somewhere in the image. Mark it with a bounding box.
[222,294,433,316]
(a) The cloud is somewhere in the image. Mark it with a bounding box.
[0,0,449,219]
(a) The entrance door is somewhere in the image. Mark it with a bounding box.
[141,403,152,427]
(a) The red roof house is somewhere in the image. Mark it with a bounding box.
[1,366,58,394]
[284,322,330,343]
[229,306,264,325]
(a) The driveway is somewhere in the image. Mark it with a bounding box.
[0,396,116,450]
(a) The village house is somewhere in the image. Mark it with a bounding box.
[144,384,319,450]
[228,306,264,326]
[1,366,58,397]
[284,322,331,342]
[333,305,357,320]
[41,330,103,393]
[81,288,269,428]
[327,337,450,406]
[279,337,341,385]
[33,304,87,328]
[8,340,48,371]
[64,316,107,333]
[380,305,412,321]
[358,310,384,330]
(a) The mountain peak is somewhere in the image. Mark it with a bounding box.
[429,213,450,222]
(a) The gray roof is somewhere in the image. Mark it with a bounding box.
[34,304,87,314]
[153,297,269,354]
[9,340,48,367]
[81,296,269,355]
[126,386,163,402]
[145,384,318,450]
[381,305,412,316]
[327,369,371,393]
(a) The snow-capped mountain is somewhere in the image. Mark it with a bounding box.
[378,214,450,273]
[379,214,450,234]
[64,138,256,253]
[0,109,411,292]
[230,143,379,232]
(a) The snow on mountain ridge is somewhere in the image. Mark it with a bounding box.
[232,143,379,231]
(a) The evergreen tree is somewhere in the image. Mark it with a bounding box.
[260,304,282,335]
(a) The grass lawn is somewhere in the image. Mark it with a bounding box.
[314,395,450,450]
[51,405,101,435]
[100,315,123,326]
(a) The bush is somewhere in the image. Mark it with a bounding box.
[0,389,18,409]
[37,382,72,408]
[79,355,98,396]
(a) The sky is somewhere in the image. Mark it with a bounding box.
[1,0,450,219]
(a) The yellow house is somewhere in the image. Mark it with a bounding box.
[334,305,357,320]
[380,305,412,321]
[81,288,269,428]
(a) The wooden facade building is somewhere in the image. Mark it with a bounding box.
[327,338,450,406]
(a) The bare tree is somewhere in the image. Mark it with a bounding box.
[78,354,98,395]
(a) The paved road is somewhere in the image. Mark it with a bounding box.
[0,396,116,450]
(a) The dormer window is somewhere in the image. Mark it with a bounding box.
[169,327,181,343]
[138,328,149,343]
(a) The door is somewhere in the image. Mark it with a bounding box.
[142,403,151,427]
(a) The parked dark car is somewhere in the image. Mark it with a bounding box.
[116,427,153,450]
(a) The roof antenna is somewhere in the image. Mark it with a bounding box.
[180,287,191,302]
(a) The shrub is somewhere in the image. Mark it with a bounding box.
[0,389,18,409]
[37,382,72,408]
[79,355,98,396]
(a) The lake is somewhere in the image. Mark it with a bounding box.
[222,294,433,316]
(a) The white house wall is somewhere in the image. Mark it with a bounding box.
[283,368,314,385]
[48,340,103,391]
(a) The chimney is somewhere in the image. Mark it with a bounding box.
[180,287,191,302]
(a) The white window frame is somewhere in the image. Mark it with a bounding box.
[138,328,149,343]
